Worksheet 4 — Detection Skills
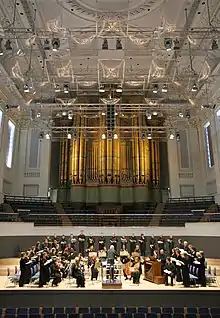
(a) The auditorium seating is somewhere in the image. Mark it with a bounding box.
[1,306,220,317]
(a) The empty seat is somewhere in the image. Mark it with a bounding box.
[173,308,184,314]
[198,308,210,315]
[173,314,184,318]
[65,307,76,314]
[95,314,106,318]
[186,308,197,314]
[42,308,53,315]
[115,307,125,314]
[82,314,93,318]
[151,307,161,314]
[79,308,90,314]
[29,315,41,318]
[162,308,173,314]
[29,308,40,315]
[5,308,17,315]
[137,307,148,313]
[121,314,133,318]
[17,308,29,315]
[54,308,65,314]
[211,308,220,315]
[134,314,145,318]
[43,315,54,318]
[161,314,172,318]
[90,308,101,314]
[56,315,68,318]
[126,307,137,314]
[102,308,113,313]
[107,314,118,318]
[146,314,157,318]
[185,314,197,318]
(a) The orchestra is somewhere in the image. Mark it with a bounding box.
[17,232,208,289]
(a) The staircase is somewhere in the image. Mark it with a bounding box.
[54,203,72,226]
[149,202,165,226]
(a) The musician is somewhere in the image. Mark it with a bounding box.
[133,245,141,256]
[51,261,62,287]
[107,245,117,281]
[78,230,86,256]
[39,252,49,287]
[139,234,146,256]
[19,252,27,287]
[120,235,128,250]
[72,257,85,288]
[60,235,67,251]
[149,235,156,256]
[131,256,141,284]
[196,251,206,287]
[110,233,118,251]
[69,234,77,250]
[88,233,95,249]
[175,249,183,282]
[183,241,189,253]
[53,234,59,243]
[177,238,184,249]
[90,256,99,281]
[35,241,41,253]
[167,235,174,256]
[164,257,176,286]
[129,234,137,254]
[182,252,190,287]
[157,235,165,250]
[98,234,106,251]
[158,249,166,274]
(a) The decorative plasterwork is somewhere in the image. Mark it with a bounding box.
[57,0,164,22]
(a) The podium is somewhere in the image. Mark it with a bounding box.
[144,260,164,284]
[101,261,122,289]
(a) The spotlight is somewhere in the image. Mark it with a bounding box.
[115,112,118,116]
[68,111,73,119]
[101,112,105,116]
[169,133,175,140]
[191,83,198,92]
[44,39,50,50]
[116,85,122,93]
[0,38,3,55]
[211,39,218,50]
[102,39,108,50]
[99,85,105,93]
[101,133,106,140]
[174,38,180,50]
[5,39,12,50]
[153,84,158,94]
[24,84,30,93]
[67,133,72,139]
[147,133,152,140]
[147,114,152,120]
[164,38,172,51]
[45,133,50,140]
[62,111,67,116]
[52,38,60,51]
[36,112,41,118]
[152,111,158,116]
[113,133,118,140]
[162,84,168,93]
[178,112,183,118]
[64,84,69,94]
[55,84,60,92]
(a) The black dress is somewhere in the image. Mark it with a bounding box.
[78,234,86,255]
[139,236,146,256]
[129,236,137,254]
[19,258,27,287]
[182,257,190,287]
[98,237,105,250]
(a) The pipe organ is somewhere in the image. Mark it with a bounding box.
[59,113,160,186]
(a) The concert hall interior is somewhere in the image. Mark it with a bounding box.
[2,0,220,315]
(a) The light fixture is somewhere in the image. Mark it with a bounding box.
[164,38,172,51]
[24,84,29,93]
[153,84,158,94]
[101,112,105,116]
[36,112,41,118]
[169,133,174,140]
[191,83,198,92]
[116,85,122,93]
[147,114,152,120]
[67,133,72,139]
[115,112,118,116]
[62,111,67,116]
[211,39,218,50]
[45,133,50,140]
[176,133,180,142]
[162,84,168,93]
[52,38,60,51]
[44,39,50,50]
[0,38,3,55]
[5,39,12,50]
[55,84,60,93]
[152,111,158,116]
[39,132,44,140]
[64,84,69,93]
[68,111,73,119]
[186,111,190,119]
[173,38,180,50]
[147,133,152,140]
[99,85,105,93]
[178,112,184,118]
[101,133,106,140]
[113,133,118,140]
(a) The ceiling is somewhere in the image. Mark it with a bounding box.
[0,0,220,136]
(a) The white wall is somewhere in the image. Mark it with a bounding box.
[0,222,219,237]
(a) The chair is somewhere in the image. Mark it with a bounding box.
[82,314,93,318]
[211,308,220,316]
[173,308,184,314]
[115,307,125,314]
[65,307,76,314]
[56,315,68,318]
[95,314,106,318]
[127,307,137,314]
[79,308,90,314]
[150,307,161,314]
[198,307,210,315]
[43,315,54,318]
[186,308,197,314]
[161,314,172,318]
[121,314,133,318]
[29,308,40,315]
[185,314,197,318]
[134,314,146,318]
[54,308,65,314]
[17,308,29,315]
[162,308,173,314]
[90,308,100,314]
[146,314,157,318]
[107,314,118,318]
[102,308,113,314]
[137,307,148,313]
[29,315,41,318]
[5,308,17,315]
[173,314,184,318]
[42,308,53,315]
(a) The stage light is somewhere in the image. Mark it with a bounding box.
[36,112,41,118]
[24,84,30,93]
[153,111,158,116]
[178,112,183,118]
[115,112,118,116]
[101,112,105,116]
[62,111,67,116]
[52,38,60,51]
[5,39,12,50]
[191,83,198,92]
[101,133,106,140]
[67,133,72,139]
[113,133,118,139]
[45,133,50,140]
[116,85,122,93]
[68,111,73,119]
[99,85,105,93]
[147,114,152,120]
[169,133,174,140]
[147,133,152,140]
[55,84,60,92]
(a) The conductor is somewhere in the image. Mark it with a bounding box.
[107,245,117,281]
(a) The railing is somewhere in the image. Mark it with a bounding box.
[4,195,51,203]
[168,196,215,203]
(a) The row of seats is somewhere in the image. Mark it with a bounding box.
[1,307,220,316]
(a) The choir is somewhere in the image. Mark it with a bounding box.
[18,232,207,288]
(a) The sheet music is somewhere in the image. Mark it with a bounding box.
[44,259,53,266]
[194,261,201,265]
[164,269,171,275]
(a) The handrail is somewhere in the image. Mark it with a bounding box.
[4,195,51,203]
[168,196,215,203]
[28,213,194,217]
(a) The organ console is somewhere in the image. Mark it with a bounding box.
[144,259,164,284]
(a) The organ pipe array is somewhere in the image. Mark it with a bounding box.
[59,113,160,186]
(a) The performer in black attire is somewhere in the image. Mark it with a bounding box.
[157,235,165,250]
[120,235,128,250]
[87,233,95,249]
[78,230,86,256]
[167,235,174,256]
[98,234,105,250]
[110,233,118,251]
[159,249,166,274]
[19,252,27,287]
[129,234,137,254]
[182,253,190,287]
[177,238,184,249]
[164,257,176,286]
[139,234,146,256]
[39,252,48,288]
[69,234,76,250]
[51,261,62,287]
[60,235,67,251]
[149,235,156,256]
[175,249,183,282]
[197,251,206,287]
